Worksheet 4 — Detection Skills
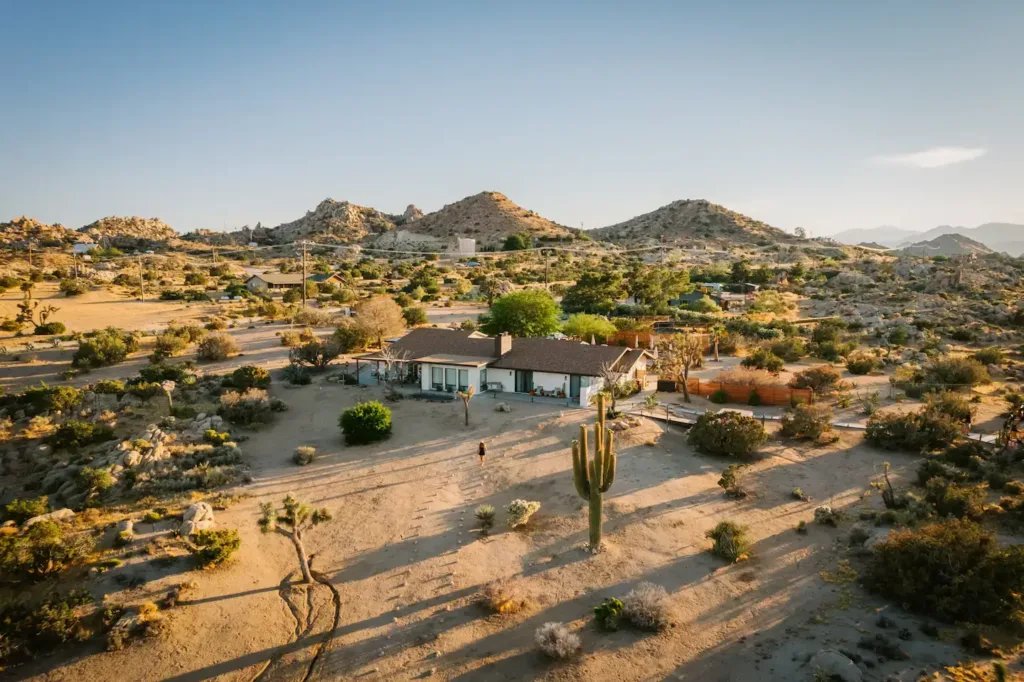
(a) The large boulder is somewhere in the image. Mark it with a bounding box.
[23,508,75,528]
[122,450,142,467]
[808,649,862,682]
[180,502,215,536]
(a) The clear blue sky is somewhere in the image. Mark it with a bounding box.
[2,1,1022,236]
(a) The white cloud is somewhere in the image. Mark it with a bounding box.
[871,146,987,169]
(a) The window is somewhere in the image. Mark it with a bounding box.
[479,368,487,390]
[458,369,469,391]
[431,366,443,391]
[444,367,456,392]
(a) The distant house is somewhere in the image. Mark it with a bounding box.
[671,291,708,307]
[356,328,653,405]
[245,272,341,293]
[71,242,94,255]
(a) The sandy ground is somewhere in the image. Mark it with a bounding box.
[10,378,977,682]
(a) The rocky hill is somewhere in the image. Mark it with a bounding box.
[393,191,576,247]
[78,216,178,249]
[897,233,994,258]
[223,199,420,245]
[0,216,76,248]
[589,199,798,246]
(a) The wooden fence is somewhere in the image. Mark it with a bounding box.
[683,378,812,406]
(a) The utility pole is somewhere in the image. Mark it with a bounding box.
[72,252,78,280]
[544,249,550,289]
[301,241,308,308]
[212,246,217,266]
[27,244,33,269]
[138,255,145,302]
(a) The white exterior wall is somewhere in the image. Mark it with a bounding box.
[486,368,515,393]
[420,363,482,394]
[531,371,571,395]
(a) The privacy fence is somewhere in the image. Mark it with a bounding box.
[679,378,813,406]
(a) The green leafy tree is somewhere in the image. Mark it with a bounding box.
[561,272,625,314]
[502,232,532,251]
[562,313,616,343]
[480,289,561,337]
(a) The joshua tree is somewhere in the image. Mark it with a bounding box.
[597,361,627,415]
[571,393,617,551]
[377,343,410,391]
[658,333,704,402]
[258,495,332,584]
[456,385,475,426]
[161,380,176,410]
[15,286,59,332]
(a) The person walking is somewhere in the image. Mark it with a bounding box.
[478,441,486,466]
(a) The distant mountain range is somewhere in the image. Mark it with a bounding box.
[833,223,1024,256]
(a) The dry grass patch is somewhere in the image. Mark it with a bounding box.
[479,579,529,614]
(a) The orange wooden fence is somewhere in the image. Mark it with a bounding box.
[684,378,812,406]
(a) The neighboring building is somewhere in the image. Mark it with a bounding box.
[455,237,476,256]
[71,242,94,255]
[356,328,652,405]
[245,272,341,292]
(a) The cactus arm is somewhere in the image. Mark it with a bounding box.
[572,440,590,498]
[600,433,616,493]
[588,454,603,549]
[593,427,605,490]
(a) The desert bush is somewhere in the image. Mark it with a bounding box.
[845,351,879,375]
[709,388,729,404]
[126,381,164,399]
[3,496,49,525]
[339,401,392,445]
[290,336,343,369]
[0,520,94,579]
[924,355,991,389]
[924,479,986,519]
[204,429,231,445]
[506,499,541,528]
[91,379,125,395]
[402,306,428,326]
[282,362,311,385]
[293,446,316,466]
[79,467,115,493]
[229,365,271,390]
[138,362,195,384]
[814,505,842,526]
[741,347,784,374]
[865,409,966,453]
[59,279,86,296]
[747,388,761,406]
[780,403,835,441]
[973,347,1005,366]
[219,388,276,426]
[788,366,842,394]
[480,580,526,614]
[332,320,372,353]
[205,318,228,331]
[924,390,974,424]
[293,308,334,328]
[34,321,66,336]
[535,622,581,660]
[46,420,115,450]
[0,590,93,660]
[715,367,777,387]
[688,411,767,458]
[72,327,137,369]
[151,332,188,361]
[190,529,241,567]
[768,337,807,362]
[16,384,83,414]
[865,519,1024,627]
[621,581,671,630]
[593,598,624,631]
[917,458,968,486]
[717,464,746,498]
[196,333,239,361]
[184,271,208,286]
[705,521,751,562]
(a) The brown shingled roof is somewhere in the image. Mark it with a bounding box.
[488,338,628,376]
[360,328,497,361]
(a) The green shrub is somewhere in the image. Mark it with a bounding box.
[282,363,311,385]
[845,351,879,375]
[924,479,986,519]
[190,529,241,567]
[339,401,392,445]
[705,521,750,562]
[709,388,729,404]
[973,347,1005,366]
[151,333,188,361]
[3,496,49,525]
[46,421,115,450]
[741,348,784,374]
[35,321,66,336]
[0,520,94,579]
[79,467,115,492]
[138,362,195,384]
[917,458,968,487]
[402,306,428,326]
[17,384,83,414]
[924,391,974,424]
[203,429,231,445]
[812,339,857,362]
[865,519,1024,627]
[59,279,86,296]
[332,320,371,353]
[865,409,966,453]
[196,333,239,361]
[747,388,761,406]
[788,366,842,394]
[767,337,807,362]
[594,598,624,631]
[687,411,767,458]
[229,365,271,390]
[923,355,991,389]
[72,328,136,369]
[780,403,835,441]
[91,379,125,395]
[219,388,275,426]
[126,381,164,400]
[184,272,208,286]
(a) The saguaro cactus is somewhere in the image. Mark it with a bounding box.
[572,393,617,551]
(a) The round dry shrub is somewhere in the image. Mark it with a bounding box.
[293,446,316,466]
[780,403,835,440]
[621,582,671,631]
[973,346,1005,366]
[865,519,1024,627]
[230,365,271,390]
[534,622,581,660]
[196,333,239,362]
[846,351,879,375]
[788,365,842,394]
[865,409,966,453]
[480,580,527,614]
[923,479,986,519]
[219,388,275,425]
[505,499,541,528]
[339,400,392,445]
[687,411,767,458]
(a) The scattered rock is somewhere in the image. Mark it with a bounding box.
[494,403,512,412]
[808,649,862,682]
[23,508,75,528]
[180,502,215,536]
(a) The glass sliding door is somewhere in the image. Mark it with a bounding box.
[444,367,456,392]
[458,369,469,392]
[431,366,443,391]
